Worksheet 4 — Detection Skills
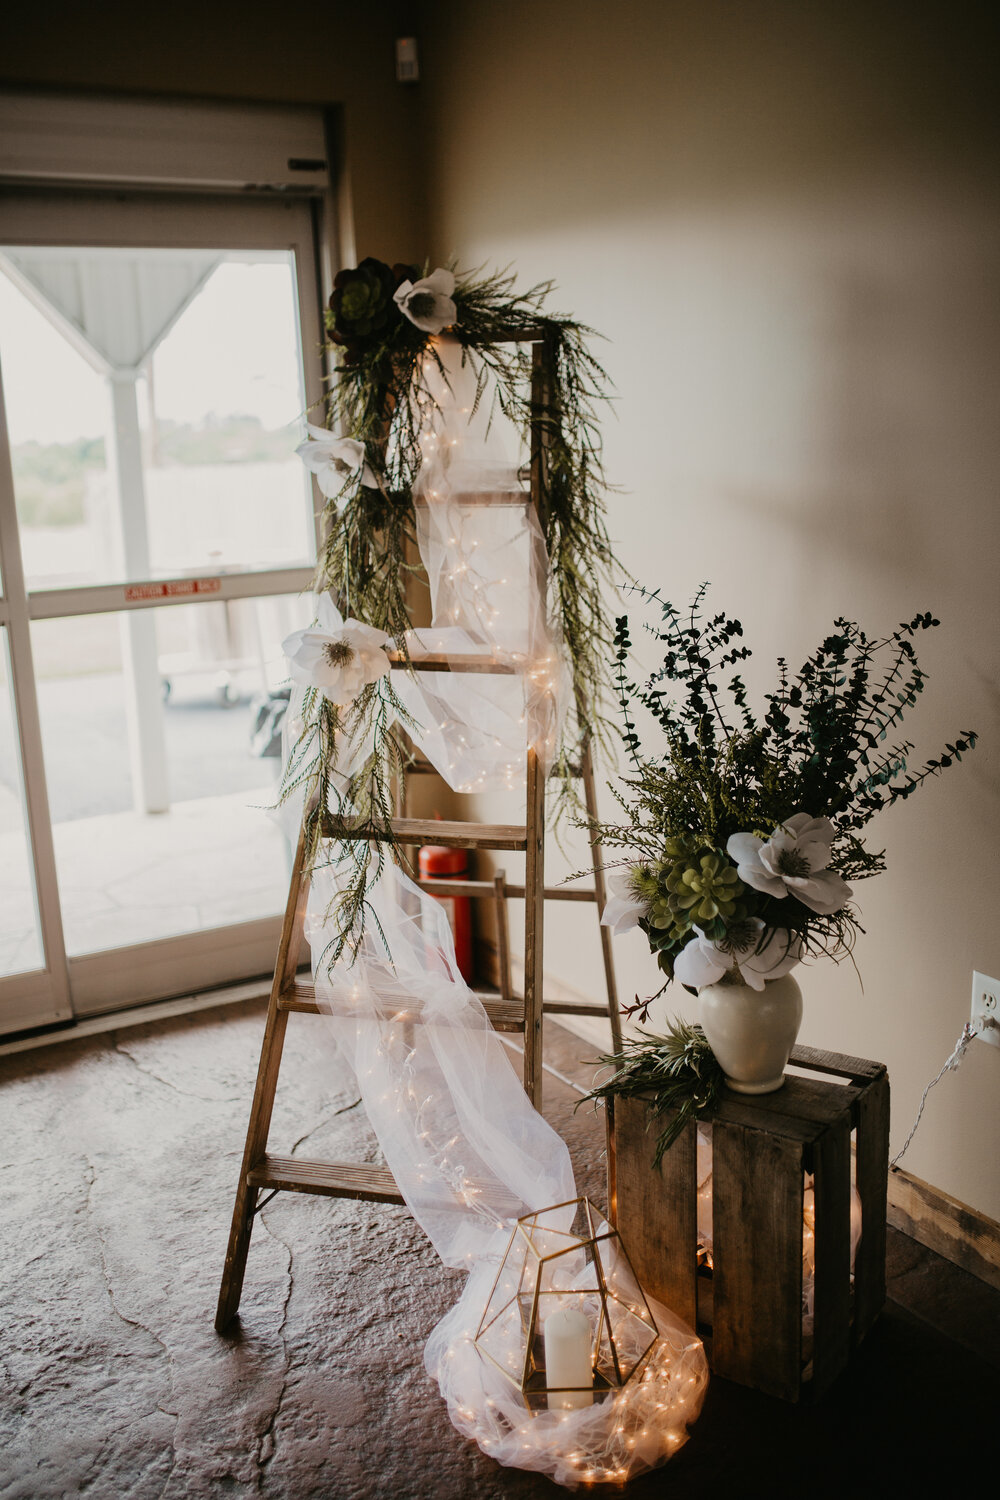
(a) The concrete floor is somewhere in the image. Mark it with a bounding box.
[1,1002,996,1500]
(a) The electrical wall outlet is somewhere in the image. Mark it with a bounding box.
[971,972,1000,1047]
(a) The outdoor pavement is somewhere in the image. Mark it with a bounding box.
[0,676,287,973]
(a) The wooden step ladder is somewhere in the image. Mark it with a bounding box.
[215,330,622,1332]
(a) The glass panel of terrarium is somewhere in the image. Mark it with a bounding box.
[30,592,309,957]
[0,249,315,591]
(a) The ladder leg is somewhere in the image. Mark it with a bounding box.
[215,1001,289,1332]
[522,746,546,1109]
[581,739,623,1055]
[216,814,313,1331]
[492,869,514,1004]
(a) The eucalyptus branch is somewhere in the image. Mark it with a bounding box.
[582,586,977,1009]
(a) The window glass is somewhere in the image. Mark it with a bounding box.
[0,250,315,591]
[31,592,310,956]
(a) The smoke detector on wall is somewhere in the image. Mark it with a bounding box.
[396,37,419,83]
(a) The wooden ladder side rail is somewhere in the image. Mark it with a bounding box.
[216,813,316,1332]
[579,738,622,1055]
[530,324,621,1052]
[492,870,514,1005]
[522,744,546,1105]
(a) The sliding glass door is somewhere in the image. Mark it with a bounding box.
[0,189,326,1033]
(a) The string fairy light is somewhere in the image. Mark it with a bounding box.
[297,333,703,1490]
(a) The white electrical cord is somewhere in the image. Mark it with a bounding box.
[890,1018,989,1168]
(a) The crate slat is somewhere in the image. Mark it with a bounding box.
[712,1121,805,1401]
[610,1098,698,1329]
[717,1074,860,1132]
[853,1068,890,1346]
[789,1044,885,1081]
[810,1113,853,1396]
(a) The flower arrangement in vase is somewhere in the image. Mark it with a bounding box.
[591,586,976,1121]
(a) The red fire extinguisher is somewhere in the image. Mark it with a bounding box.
[419,843,474,984]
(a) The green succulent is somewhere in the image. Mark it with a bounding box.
[328,257,416,349]
[666,850,744,923]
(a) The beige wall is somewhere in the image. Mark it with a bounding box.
[419,1,1000,1218]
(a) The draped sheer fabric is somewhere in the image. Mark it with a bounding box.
[295,343,707,1484]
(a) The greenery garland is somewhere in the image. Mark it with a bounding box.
[279,260,620,963]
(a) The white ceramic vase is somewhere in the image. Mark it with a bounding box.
[698,973,803,1094]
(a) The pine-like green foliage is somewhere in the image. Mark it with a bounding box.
[276,263,620,962]
[320,266,617,758]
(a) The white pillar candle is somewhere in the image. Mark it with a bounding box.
[544,1304,593,1410]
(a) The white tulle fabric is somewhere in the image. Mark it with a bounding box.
[296,341,707,1484]
[392,339,569,791]
[307,861,708,1484]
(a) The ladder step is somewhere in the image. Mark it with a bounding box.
[279,981,526,1033]
[249,1154,527,1216]
[542,1001,616,1019]
[248,1154,405,1204]
[413,492,530,509]
[387,650,517,676]
[400,754,582,776]
[321,815,528,851]
[418,877,598,903]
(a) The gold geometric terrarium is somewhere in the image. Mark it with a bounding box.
[474,1198,658,1412]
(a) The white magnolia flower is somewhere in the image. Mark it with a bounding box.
[393,268,457,334]
[727,813,851,916]
[296,425,377,499]
[674,921,802,993]
[282,594,391,707]
[601,866,650,936]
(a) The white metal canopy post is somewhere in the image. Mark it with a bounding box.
[108,371,170,814]
[4,248,229,818]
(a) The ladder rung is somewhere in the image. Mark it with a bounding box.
[279,980,526,1033]
[418,877,597,903]
[321,815,528,851]
[493,326,547,344]
[248,1154,527,1216]
[404,758,437,774]
[248,1154,405,1204]
[387,651,517,676]
[413,493,530,509]
[542,1001,615,1019]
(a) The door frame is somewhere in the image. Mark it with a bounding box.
[0,187,329,1033]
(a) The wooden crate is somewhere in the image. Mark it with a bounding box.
[607,1044,889,1402]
